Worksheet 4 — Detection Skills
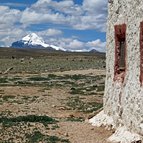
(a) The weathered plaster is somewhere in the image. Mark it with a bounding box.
[90,0,143,142]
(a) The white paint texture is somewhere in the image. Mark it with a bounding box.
[108,126,141,143]
[90,0,143,142]
[89,110,115,129]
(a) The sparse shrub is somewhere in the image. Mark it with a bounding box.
[28,76,48,81]
[2,95,15,101]
[66,117,84,122]
[0,115,57,127]
[25,131,70,143]
[97,85,105,92]
[0,77,8,83]
[66,96,103,113]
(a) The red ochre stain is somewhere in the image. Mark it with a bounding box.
[114,24,126,82]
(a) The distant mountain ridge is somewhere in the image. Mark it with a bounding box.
[89,49,101,53]
[11,33,103,53]
[11,33,66,51]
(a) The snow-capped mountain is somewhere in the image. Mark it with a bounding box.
[11,33,65,51]
[22,33,49,47]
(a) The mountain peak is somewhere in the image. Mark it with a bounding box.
[11,33,66,51]
[22,33,40,41]
[22,33,48,47]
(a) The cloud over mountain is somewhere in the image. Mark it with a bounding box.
[0,0,107,52]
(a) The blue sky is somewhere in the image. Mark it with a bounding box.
[0,0,107,52]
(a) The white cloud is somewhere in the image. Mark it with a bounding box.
[44,37,105,52]
[0,6,25,46]
[0,28,27,46]
[21,8,66,26]
[0,6,21,29]
[86,39,106,52]
[0,0,107,52]
[20,0,107,31]
[83,0,107,13]
[68,39,84,49]
[38,29,63,37]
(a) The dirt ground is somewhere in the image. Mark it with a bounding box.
[0,69,113,143]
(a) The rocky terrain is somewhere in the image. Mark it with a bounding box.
[0,51,113,143]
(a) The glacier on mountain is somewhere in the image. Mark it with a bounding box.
[12,33,66,51]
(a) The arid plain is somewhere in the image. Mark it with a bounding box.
[0,48,113,143]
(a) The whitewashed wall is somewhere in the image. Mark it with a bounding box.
[104,0,143,137]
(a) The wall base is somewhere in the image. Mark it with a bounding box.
[89,110,142,143]
[108,126,141,143]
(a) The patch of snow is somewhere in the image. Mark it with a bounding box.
[50,44,66,51]
[108,126,141,143]
[69,49,90,52]
[22,33,49,47]
[21,33,65,50]
[89,110,115,129]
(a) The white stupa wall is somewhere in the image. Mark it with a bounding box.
[90,1,143,142]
